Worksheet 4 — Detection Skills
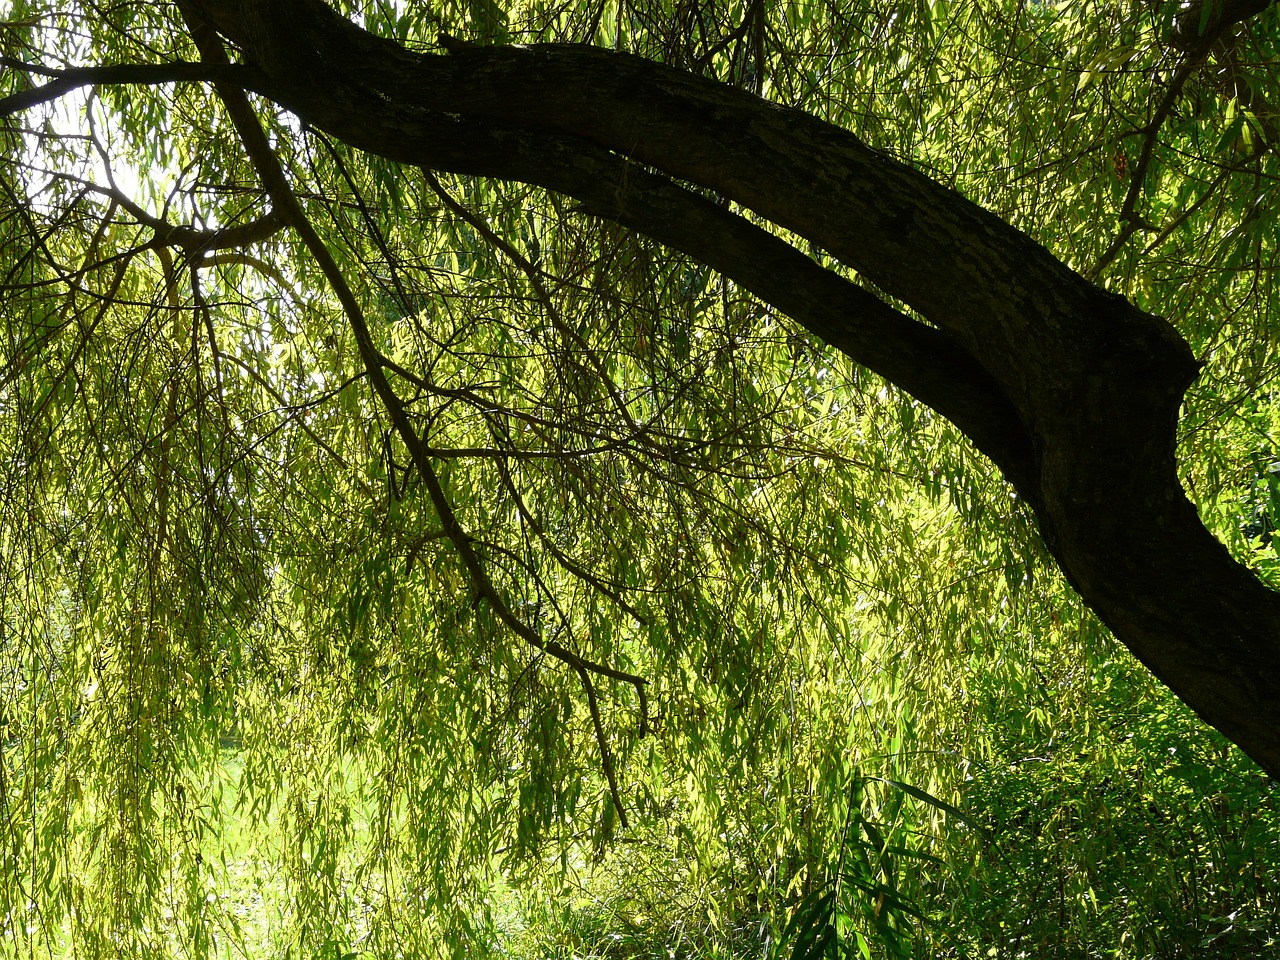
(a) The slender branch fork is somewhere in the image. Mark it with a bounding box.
[1087,0,1276,278]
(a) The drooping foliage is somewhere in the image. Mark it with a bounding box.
[2,1,1279,957]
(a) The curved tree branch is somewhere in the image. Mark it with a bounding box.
[0,58,261,116]
[163,0,1280,777]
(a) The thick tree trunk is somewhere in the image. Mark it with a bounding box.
[183,0,1280,778]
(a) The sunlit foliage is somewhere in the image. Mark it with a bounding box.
[2,1,1279,957]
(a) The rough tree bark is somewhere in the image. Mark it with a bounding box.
[175,0,1280,777]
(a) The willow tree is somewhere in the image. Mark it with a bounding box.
[2,0,1279,955]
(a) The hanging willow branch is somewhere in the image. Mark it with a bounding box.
[176,3,649,827]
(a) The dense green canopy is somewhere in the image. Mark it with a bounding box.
[2,0,1279,956]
